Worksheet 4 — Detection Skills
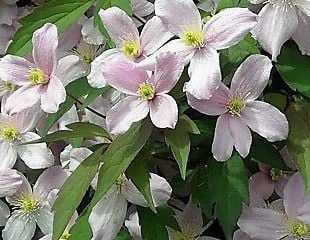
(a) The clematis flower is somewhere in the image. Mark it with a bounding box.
[102,52,184,135]
[87,7,173,88]
[0,23,86,114]
[187,55,288,161]
[145,0,257,99]
[0,200,10,226]
[89,173,172,240]
[0,24,15,55]
[237,173,310,240]
[131,0,154,18]
[233,229,255,240]
[250,0,310,60]
[167,199,219,240]
[0,0,18,26]
[1,166,68,240]
[0,109,54,169]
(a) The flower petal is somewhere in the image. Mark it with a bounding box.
[186,83,230,116]
[233,229,255,240]
[81,17,105,45]
[89,187,127,240]
[292,11,310,56]
[252,3,298,61]
[99,7,139,48]
[0,200,10,226]
[2,214,36,240]
[204,8,257,50]
[230,55,273,101]
[0,168,22,197]
[140,16,173,56]
[249,172,274,200]
[229,117,252,158]
[294,0,310,16]
[241,101,289,142]
[0,55,35,86]
[185,47,221,99]
[17,132,54,169]
[150,94,178,129]
[237,207,288,239]
[274,176,289,198]
[153,52,184,93]
[106,96,149,135]
[5,84,42,114]
[33,165,68,200]
[40,75,66,113]
[0,141,18,169]
[102,56,148,95]
[87,49,120,88]
[132,0,154,17]
[36,205,53,234]
[212,114,234,161]
[125,212,142,239]
[32,23,58,75]
[155,0,202,36]
[54,55,87,86]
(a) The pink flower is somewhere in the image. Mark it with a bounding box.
[188,55,288,161]
[103,52,184,135]
[238,173,310,239]
[0,23,85,114]
[251,0,310,60]
[87,7,172,88]
[141,0,257,99]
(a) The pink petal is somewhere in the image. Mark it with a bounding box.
[187,83,230,116]
[249,172,274,200]
[258,162,271,173]
[153,52,184,93]
[5,84,42,114]
[155,0,202,36]
[233,229,253,240]
[16,107,42,133]
[102,55,148,95]
[237,207,288,239]
[140,16,173,56]
[99,7,139,48]
[106,96,149,135]
[212,114,234,161]
[132,0,154,17]
[230,55,273,101]
[283,173,305,219]
[7,173,32,205]
[229,116,252,158]
[32,23,58,75]
[0,168,23,197]
[0,55,35,86]
[185,47,221,99]
[241,101,289,142]
[58,22,82,53]
[294,0,310,16]
[33,166,68,200]
[204,8,257,50]
[292,11,310,56]
[150,94,178,129]
[40,75,66,113]
[252,3,298,61]
[274,176,289,198]
[0,141,17,169]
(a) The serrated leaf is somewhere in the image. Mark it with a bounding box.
[70,121,152,239]
[8,0,94,56]
[286,99,310,193]
[126,151,156,212]
[276,45,310,97]
[52,146,105,240]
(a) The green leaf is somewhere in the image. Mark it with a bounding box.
[138,205,179,240]
[263,92,288,112]
[43,77,92,135]
[70,121,152,239]
[276,44,310,97]
[286,99,310,193]
[8,0,94,56]
[212,156,249,240]
[115,229,133,240]
[249,138,288,170]
[66,122,110,139]
[127,151,156,212]
[52,146,105,240]
[165,115,199,180]
[82,86,110,109]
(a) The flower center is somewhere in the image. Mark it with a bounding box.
[227,98,246,115]
[1,127,19,140]
[4,81,15,92]
[28,68,48,84]
[82,54,94,64]
[137,83,155,100]
[18,197,40,215]
[122,41,140,58]
[182,30,204,48]
[115,175,126,186]
[291,222,308,238]
[269,168,284,181]
[60,231,71,240]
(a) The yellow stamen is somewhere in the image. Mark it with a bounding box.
[1,127,19,140]
[227,98,246,115]
[121,41,140,58]
[182,30,204,48]
[269,168,284,181]
[60,231,71,240]
[137,83,155,100]
[291,222,308,238]
[28,68,48,84]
